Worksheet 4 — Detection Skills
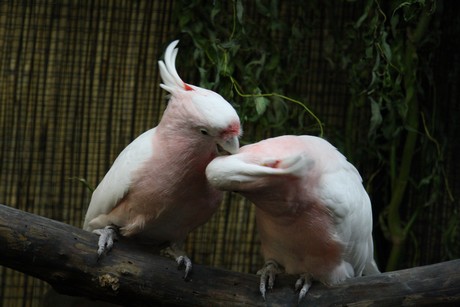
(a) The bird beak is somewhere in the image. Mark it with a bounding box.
[217,136,239,155]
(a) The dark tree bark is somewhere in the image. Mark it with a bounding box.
[0,204,459,306]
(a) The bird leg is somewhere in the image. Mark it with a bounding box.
[256,260,283,300]
[295,273,312,303]
[92,225,119,259]
[161,242,192,279]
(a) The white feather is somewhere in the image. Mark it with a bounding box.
[317,156,375,276]
[158,40,187,93]
[83,128,155,230]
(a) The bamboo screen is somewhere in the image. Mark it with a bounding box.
[1,1,459,306]
[0,1,174,305]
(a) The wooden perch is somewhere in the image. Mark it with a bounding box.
[0,204,459,306]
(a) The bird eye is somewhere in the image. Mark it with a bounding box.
[200,129,209,135]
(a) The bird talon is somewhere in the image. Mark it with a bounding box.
[260,284,267,300]
[92,225,118,259]
[162,244,193,279]
[258,271,268,300]
[295,274,311,303]
[295,276,304,291]
[183,257,192,279]
[175,255,192,278]
[257,260,282,300]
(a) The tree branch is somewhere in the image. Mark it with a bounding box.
[0,204,459,306]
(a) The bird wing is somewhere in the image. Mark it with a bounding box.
[83,128,156,230]
[317,157,375,276]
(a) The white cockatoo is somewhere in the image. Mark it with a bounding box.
[83,40,242,278]
[206,135,379,301]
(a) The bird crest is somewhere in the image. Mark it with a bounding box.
[158,40,194,93]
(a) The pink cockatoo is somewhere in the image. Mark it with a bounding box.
[83,40,242,278]
[206,135,379,301]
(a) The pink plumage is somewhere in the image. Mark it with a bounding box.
[206,135,379,300]
[83,40,242,277]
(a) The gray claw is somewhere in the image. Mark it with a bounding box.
[176,255,193,279]
[93,225,118,258]
[162,243,193,279]
[295,275,312,303]
[256,260,281,300]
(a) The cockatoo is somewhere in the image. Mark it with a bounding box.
[83,40,242,278]
[206,135,379,301]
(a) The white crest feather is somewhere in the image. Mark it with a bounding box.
[158,40,189,93]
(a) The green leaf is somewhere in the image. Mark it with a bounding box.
[210,3,221,24]
[369,98,383,138]
[266,54,280,71]
[380,32,392,62]
[365,45,374,59]
[255,0,270,16]
[355,10,369,29]
[255,96,269,115]
[236,0,244,24]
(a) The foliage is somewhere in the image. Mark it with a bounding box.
[173,0,324,140]
[330,0,456,270]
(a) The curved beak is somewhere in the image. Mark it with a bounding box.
[217,135,239,155]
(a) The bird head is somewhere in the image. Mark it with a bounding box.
[158,40,242,154]
[206,151,309,192]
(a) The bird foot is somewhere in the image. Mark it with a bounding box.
[161,244,192,279]
[256,260,283,300]
[295,274,312,303]
[92,225,118,259]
